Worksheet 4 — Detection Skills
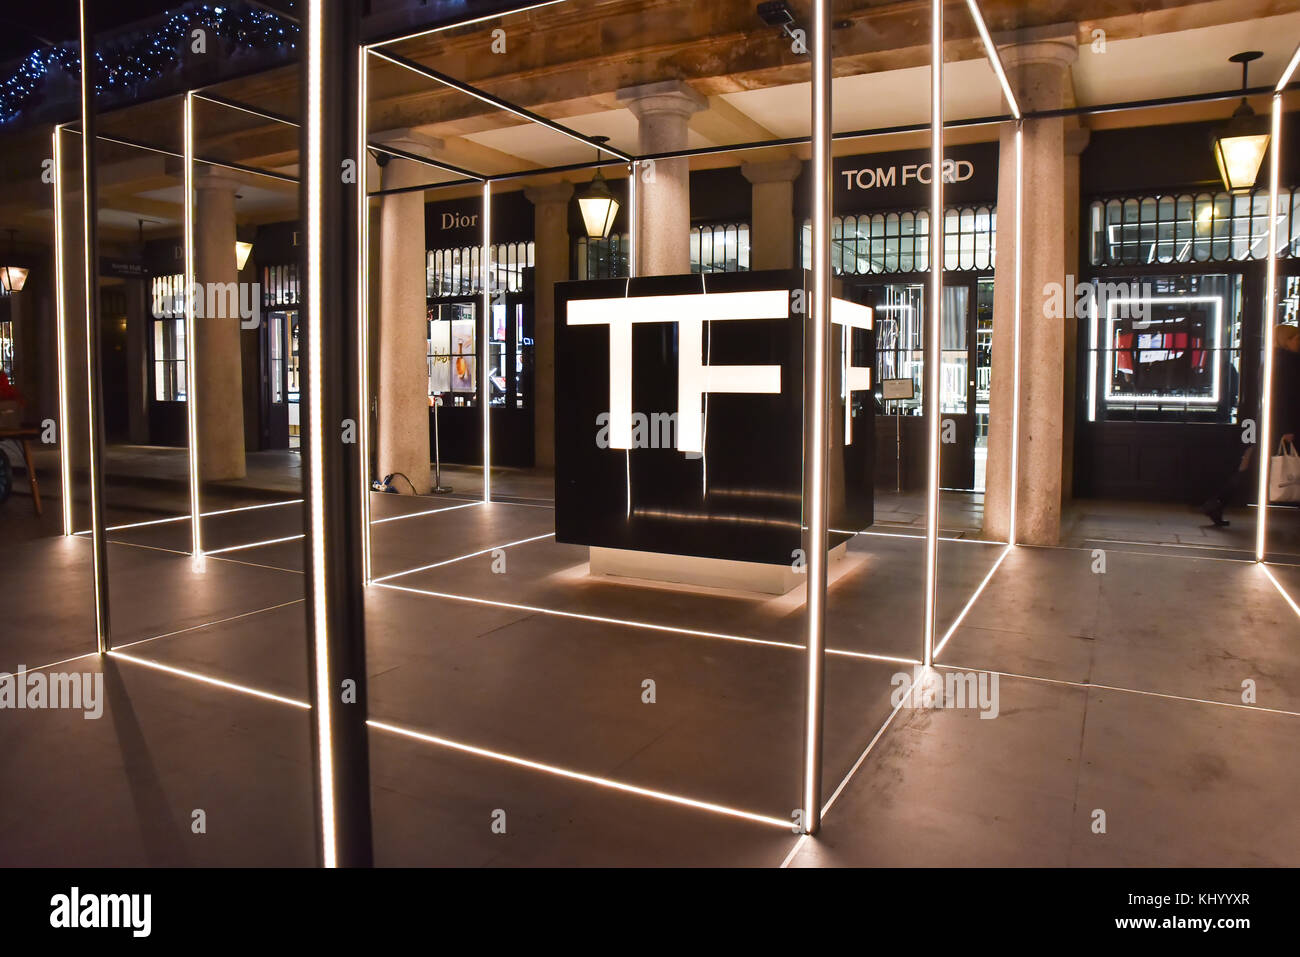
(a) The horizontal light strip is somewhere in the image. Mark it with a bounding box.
[934,662,1300,719]
[820,666,918,818]
[1018,540,1257,566]
[106,650,311,709]
[1083,537,1257,561]
[1262,564,1300,619]
[8,651,99,675]
[367,0,565,51]
[373,580,915,665]
[367,48,632,165]
[191,91,298,128]
[840,528,1003,545]
[1278,40,1300,92]
[112,599,306,653]
[779,834,810,869]
[370,500,481,525]
[567,290,788,326]
[204,534,305,556]
[98,498,304,533]
[97,631,807,831]
[931,544,1011,661]
[372,532,555,583]
[964,0,1020,119]
[367,717,790,828]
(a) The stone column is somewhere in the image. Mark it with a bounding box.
[742,158,802,270]
[985,28,1077,545]
[375,135,436,493]
[524,181,573,469]
[193,169,246,481]
[617,80,707,276]
[1060,125,1089,502]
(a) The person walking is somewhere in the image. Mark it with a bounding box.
[1202,324,1300,526]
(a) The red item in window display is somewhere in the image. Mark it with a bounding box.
[0,370,22,403]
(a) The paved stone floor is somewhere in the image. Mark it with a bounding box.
[1,475,1298,866]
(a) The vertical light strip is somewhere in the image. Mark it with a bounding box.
[357,46,372,583]
[51,126,74,537]
[1256,93,1283,563]
[802,0,832,836]
[922,0,943,667]
[304,0,337,868]
[78,0,107,652]
[481,179,492,504]
[183,92,202,557]
[628,161,639,278]
[1008,124,1024,545]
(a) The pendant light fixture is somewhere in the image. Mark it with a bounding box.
[578,135,620,240]
[1,229,28,293]
[1213,51,1270,193]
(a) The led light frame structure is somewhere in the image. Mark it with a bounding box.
[77,0,110,651]
[1009,122,1024,544]
[51,125,74,537]
[182,91,202,557]
[930,0,1024,658]
[799,0,833,837]
[1256,90,1285,563]
[481,180,493,503]
[921,0,944,668]
[358,45,373,582]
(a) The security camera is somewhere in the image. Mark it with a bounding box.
[757,0,795,27]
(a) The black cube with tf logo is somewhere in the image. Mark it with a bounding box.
[555,269,874,591]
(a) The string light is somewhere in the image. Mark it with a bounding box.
[0,3,299,125]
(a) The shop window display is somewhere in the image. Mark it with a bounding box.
[1085,273,1243,422]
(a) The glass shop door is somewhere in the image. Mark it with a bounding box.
[859,278,979,491]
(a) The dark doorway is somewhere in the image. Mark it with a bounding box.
[100,283,130,442]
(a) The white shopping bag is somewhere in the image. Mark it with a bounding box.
[1270,439,1300,503]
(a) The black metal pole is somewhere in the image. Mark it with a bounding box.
[78,0,110,652]
[301,0,374,868]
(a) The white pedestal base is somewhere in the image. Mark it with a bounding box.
[589,542,848,595]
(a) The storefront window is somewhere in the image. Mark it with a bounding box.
[574,226,751,279]
[264,264,300,307]
[1085,273,1243,423]
[152,317,186,403]
[1089,189,1300,266]
[262,265,300,445]
[268,313,285,405]
[0,289,13,378]
[690,224,750,273]
[799,206,995,275]
[575,234,629,279]
[150,274,186,403]
[1278,275,1300,326]
[940,285,969,415]
[0,318,13,379]
[428,302,478,405]
[427,242,534,298]
[874,283,924,415]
